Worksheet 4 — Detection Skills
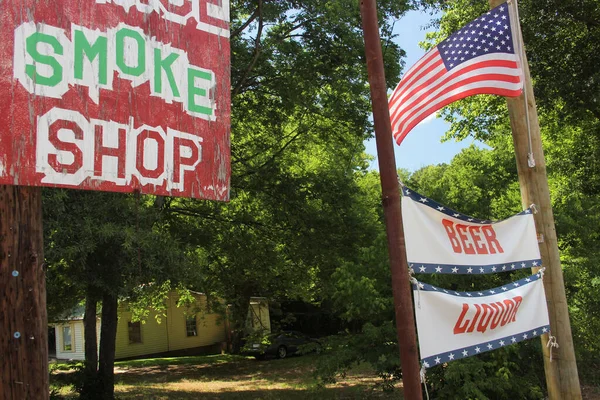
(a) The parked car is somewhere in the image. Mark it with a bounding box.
[243,331,320,359]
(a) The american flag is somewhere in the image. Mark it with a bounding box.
[389,2,523,145]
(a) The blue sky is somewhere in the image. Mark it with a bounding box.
[364,10,484,172]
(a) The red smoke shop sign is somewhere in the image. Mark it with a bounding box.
[0,0,230,200]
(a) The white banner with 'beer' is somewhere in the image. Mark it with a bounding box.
[401,187,542,274]
[413,271,550,368]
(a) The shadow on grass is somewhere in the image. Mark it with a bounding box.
[112,355,325,386]
[50,354,402,399]
[115,354,249,369]
[115,385,401,399]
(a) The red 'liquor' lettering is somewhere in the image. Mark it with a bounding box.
[453,296,523,334]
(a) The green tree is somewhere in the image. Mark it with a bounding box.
[44,191,192,399]
[417,0,600,387]
[317,0,600,394]
[162,0,413,351]
[46,1,415,398]
[315,144,549,397]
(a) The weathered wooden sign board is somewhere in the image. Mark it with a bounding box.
[0,0,231,200]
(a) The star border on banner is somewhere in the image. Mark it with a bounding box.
[401,186,533,223]
[412,271,544,298]
[408,259,543,275]
[421,325,551,369]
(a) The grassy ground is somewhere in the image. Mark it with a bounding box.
[50,354,401,399]
[49,355,600,399]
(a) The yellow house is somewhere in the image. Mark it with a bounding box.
[52,292,271,360]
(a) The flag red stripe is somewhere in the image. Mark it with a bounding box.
[389,62,445,111]
[389,54,444,108]
[396,75,521,135]
[394,86,522,145]
[391,58,520,123]
[392,68,521,126]
[389,49,441,104]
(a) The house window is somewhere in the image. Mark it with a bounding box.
[185,316,197,337]
[62,326,73,351]
[128,321,142,344]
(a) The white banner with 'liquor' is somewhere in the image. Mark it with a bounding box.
[402,187,542,274]
[413,271,550,368]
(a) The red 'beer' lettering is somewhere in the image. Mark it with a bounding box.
[442,219,505,254]
[453,296,523,335]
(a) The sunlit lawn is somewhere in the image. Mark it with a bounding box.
[50,354,401,399]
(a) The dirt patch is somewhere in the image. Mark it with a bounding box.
[583,385,600,400]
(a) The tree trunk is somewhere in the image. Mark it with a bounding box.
[230,295,252,354]
[98,293,118,400]
[81,290,99,399]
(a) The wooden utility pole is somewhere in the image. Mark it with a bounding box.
[489,0,582,398]
[359,1,423,398]
[0,185,49,400]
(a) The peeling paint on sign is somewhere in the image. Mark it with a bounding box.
[0,0,231,201]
